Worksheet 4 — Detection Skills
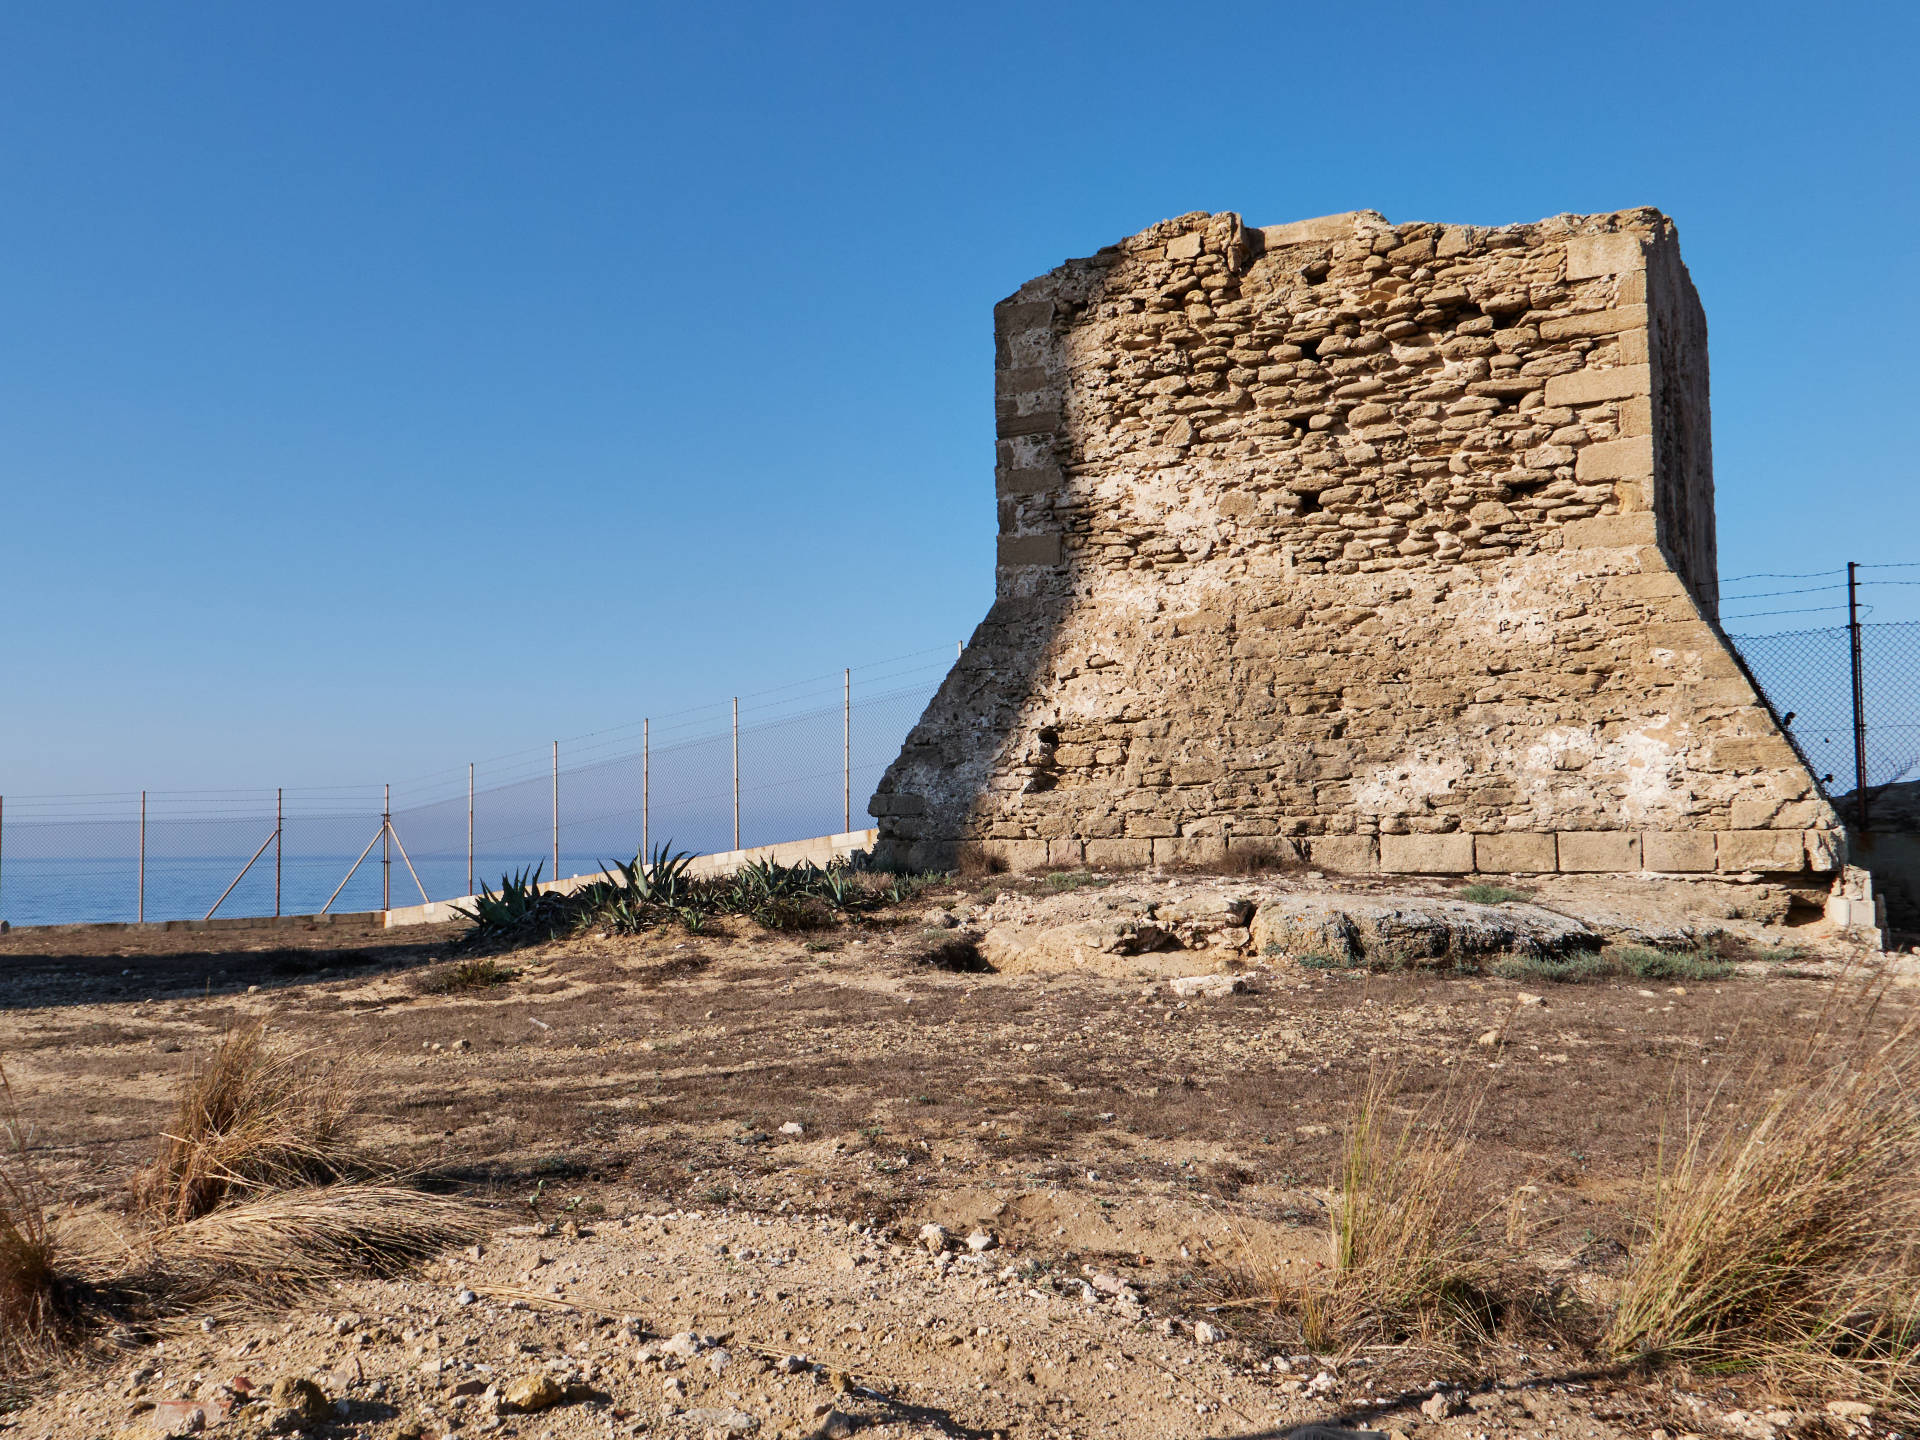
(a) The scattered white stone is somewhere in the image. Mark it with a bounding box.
[919,1223,950,1254]
[453,1288,478,1306]
[965,1229,997,1253]
[1827,1401,1875,1420]
[779,1121,805,1136]
[1193,1320,1225,1344]
[1170,974,1246,999]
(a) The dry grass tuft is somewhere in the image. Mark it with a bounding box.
[144,1185,486,1295]
[134,1022,358,1227]
[1225,1069,1496,1350]
[0,1070,84,1369]
[1217,841,1305,877]
[1606,1010,1920,1417]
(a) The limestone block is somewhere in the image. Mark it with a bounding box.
[1574,436,1654,481]
[1565,233,1647,279]
[1539,305,1648,340]
[1805,829,1844,872]
[1563,512,1657,548]
[995,300,1052,333]
[1308,835,1379,873]
[1474,833,1557,873]
[1642,830,1716,872]
[996,408,1063,439]
[1557,831,1641,872]
[1047,838,1084,867]
[969,839,1047,872]
[998,465,1062,496]
[1717,829,1807,872]
[1154,835,1227,868]
[997,534,1062,567]
[1165,232,1203,260]
[1084,838,1151,869]
[1257,211,1385,247]
[1545,364,1650,407]
[1710,737,1800,772]
[1381,833,1474,874]
[998,366,1051,397]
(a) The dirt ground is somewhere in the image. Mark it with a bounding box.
[1,870,1913,1440]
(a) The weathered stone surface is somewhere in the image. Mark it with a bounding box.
[1474,833,1557,874]
[1718,829,1808,872]
[500,1374,563,1413]
[1249,895,1600,966]
[1381,834,1475,874]
[1642,830,1716,873]
[1558,832,1641,872]
[870,208,1838,875]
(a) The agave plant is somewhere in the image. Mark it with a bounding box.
[453,865,574,945]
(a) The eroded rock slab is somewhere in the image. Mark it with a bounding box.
[1249,895,1601,966]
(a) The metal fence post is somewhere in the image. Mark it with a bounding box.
[382,783,392,911]
[732,698,740,851]
[1849,561,1870,833]
[642,719,649,860]
[138,790,147,924]
[551,741,560,879]
[844,668,852,834]
[467,763,475,897]
[274,787,283,919]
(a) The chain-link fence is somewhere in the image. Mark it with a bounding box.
[1729,619,1920,824]
[0,650,952,927]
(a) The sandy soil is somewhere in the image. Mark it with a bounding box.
[0,871,1910,1440]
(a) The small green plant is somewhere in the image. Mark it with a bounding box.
[1757,944,1809,963]
[1299,950,1355,971]
[1492,952,1611,984]
[1614,946,1734,982]
[1491,946,1732,984]
[1459,883,1531,905]
[1044,869,1107,892]
[1261,940,1286,958]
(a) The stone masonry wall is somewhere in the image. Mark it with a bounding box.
[871,209,1840,878]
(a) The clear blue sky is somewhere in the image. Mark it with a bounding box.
[3,1,1915,796]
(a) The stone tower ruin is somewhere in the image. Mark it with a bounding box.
[870,208,1842,880]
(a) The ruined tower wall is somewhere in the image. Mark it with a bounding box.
[871,208,1839,878]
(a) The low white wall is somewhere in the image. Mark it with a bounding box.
[381,828,880,930]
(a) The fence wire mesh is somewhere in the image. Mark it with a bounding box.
[1730,620,1920,816]
[9,611,1911,928]
[0,651,952,927]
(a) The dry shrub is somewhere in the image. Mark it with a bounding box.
[1606,1008,1920,1417]
[134,1022,357,1227]
[1218,841,1304,877]
[1232,1070,1495,1349]
[0,1070,84,1368]
[145,1185,485,1296]
[956,846,1009,879]
[417,957,519,994]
